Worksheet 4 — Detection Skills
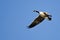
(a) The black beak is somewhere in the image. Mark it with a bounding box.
[33,10,39,13]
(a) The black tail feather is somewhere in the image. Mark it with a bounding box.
[48,15,52,20]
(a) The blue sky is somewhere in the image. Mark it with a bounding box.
[0,0,60,40]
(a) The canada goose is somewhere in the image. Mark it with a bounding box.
[28,10,52,28]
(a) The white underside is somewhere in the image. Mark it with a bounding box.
[39,12,47,18]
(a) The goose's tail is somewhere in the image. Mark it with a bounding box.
[48,15,52,21]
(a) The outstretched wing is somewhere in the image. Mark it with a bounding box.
[28,15,45,28]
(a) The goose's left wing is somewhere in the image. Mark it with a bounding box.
[28,15,45,28]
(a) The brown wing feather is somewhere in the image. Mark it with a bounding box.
[28,15,45,28]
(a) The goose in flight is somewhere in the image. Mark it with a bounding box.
[28,10,52,28]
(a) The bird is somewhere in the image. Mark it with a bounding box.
[28,10,52,28]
